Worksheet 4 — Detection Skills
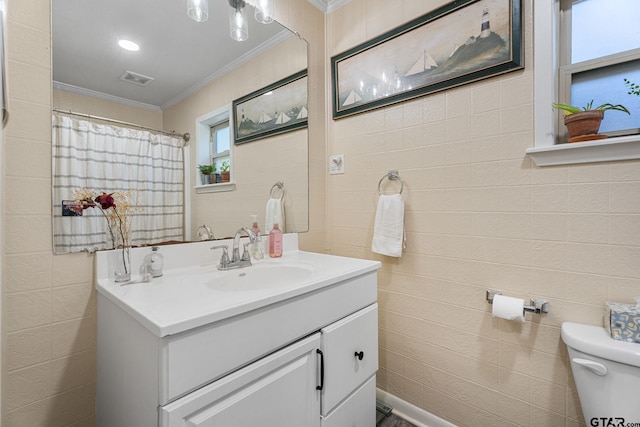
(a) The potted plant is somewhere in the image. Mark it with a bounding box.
[220,160,230,183]
[198,163,215,185]
[624,78,640,97]
[553,100,630,143]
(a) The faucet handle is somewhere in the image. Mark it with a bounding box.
[241,242,252,262]
[210,245,230,268]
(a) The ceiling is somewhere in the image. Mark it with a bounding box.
[52,0,291,110]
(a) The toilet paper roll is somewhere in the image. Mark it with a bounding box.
[492,294,525,322]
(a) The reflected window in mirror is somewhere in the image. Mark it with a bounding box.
[196,105,236,192]
[210,121,230,178]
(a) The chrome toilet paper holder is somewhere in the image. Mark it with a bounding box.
[486,289,549,314]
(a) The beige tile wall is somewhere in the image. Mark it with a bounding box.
[7,0,639,425]
[2,0,325,425]
[327,1,640,426]
[3,1,98,423]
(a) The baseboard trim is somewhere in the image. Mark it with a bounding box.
[376,389,458,427]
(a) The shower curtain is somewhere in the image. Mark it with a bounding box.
[52,114,185,254]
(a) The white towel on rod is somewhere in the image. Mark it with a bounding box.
[265,197,286,232]
[371,193,405,257]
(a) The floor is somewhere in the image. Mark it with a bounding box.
[376,412,418,427]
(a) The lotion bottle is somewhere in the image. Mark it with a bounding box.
[249,215,264,260]
[268,223,282,258]
[149,246,164,277]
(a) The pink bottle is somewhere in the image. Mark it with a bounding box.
[269,223,282,258]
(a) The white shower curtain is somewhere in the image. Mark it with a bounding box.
[52,114,185,254]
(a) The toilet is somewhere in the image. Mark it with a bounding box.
[561,322,640,422]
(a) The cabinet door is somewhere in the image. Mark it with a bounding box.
[321,303,378,415]
[160,333,321,427]
[321,376,376,427]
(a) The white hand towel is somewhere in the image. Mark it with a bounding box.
[265,197,286,232]
[371,194,405,257]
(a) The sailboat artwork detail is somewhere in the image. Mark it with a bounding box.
[405,50,438,77]
[331,0,523,119]
[233,70,308,144]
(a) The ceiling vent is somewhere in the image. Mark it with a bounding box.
[120,71,155,86]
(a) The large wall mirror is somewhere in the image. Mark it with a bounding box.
[52,0,308,253]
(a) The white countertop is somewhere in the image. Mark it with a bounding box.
[95,235,381,337]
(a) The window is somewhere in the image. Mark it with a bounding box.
[557,0,640,141]
[528,0,640,166]
[195,105,235,192]
[210,121,230,173]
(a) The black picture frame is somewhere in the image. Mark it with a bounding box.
[233,69,308,144]
[331,0,523,119]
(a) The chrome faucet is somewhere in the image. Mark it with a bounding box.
[231,227,257,265]
[196,224,214,241]
[210,227,257,271]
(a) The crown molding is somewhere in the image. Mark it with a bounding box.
[307,0,351,13]
[52,81,162,112]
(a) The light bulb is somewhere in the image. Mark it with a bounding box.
[187,0,208,23]
[229,3,248,41]
[235,10,244,27]
[254,0,273,24]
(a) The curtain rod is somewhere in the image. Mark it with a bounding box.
[52,109,190,142]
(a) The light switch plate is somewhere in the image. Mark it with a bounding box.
[329,154,345,174]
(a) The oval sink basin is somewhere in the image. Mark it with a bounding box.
[182,262,316,292]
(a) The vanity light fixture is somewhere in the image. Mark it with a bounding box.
[228,0,248,41]
[254,0,273,24]
[187,0,209,23]
[118,39,140,52]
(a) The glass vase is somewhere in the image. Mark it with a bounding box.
[113,245,131,282]
[109,231,131,283]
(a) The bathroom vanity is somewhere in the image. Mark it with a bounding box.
[95,235,381,426]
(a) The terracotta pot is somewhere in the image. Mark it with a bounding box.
[563,110,604,141]
[221,171,230,182]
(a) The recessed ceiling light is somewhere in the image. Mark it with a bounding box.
[118,39,139,52]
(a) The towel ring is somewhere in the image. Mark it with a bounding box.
[270,181,285,199]
[377,170,403,195]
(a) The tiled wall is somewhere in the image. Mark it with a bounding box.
[2,0,325,424]
[6,0,640,425]
[3,0,98,424]
[326,1,640,426]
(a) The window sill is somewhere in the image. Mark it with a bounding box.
[526,135,640,167]
[195,182,236,193]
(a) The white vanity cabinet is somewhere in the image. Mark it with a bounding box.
[95,244,380,427]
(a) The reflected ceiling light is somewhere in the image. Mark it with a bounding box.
[187,0,209,23]
[254,0,274,24]
[118,39,140,51]
[228,0,248,42]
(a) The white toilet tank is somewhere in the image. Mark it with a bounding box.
[561,322,640,424]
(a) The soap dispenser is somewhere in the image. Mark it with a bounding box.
[249,215,264,261]
[149,246,164,277]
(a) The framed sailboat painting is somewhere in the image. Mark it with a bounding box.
[233,69,308,144]
[331,0,523,119]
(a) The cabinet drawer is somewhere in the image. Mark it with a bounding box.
[321,303,378,415]
[160,333,321,427]
[321,375,376,427]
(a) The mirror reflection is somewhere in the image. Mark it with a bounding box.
[52,0,309,254]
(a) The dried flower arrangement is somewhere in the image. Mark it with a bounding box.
[74,189,141,280]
